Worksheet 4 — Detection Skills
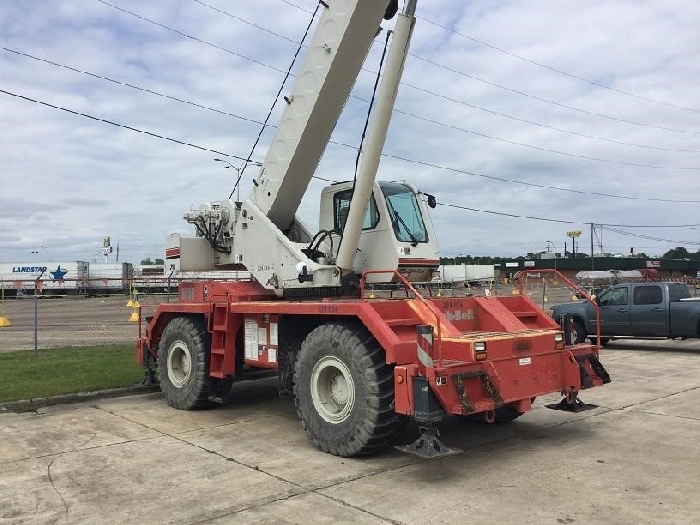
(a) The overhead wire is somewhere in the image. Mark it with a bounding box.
[417,15,700,115]
[7,3,700,216]
[5,84,700,236]
[391,106,700,170]
[94,0,287,75]
[2,47,268,128]
[11,40,699,175]
[600,226,700,247]
[275,0,700,135]
[231,0,322,199]
[0,87,259,164]
[92,1,700,166]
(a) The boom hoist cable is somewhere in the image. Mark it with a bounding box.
[228,1,323,199]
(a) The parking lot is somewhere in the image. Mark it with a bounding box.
[1,339,699,524]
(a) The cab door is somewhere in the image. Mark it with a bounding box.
[630,285,667,337]
[594,285,631,336]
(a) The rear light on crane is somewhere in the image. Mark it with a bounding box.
[474,342,487,361]
[555,333,564,350]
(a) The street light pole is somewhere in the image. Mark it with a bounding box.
[214,158,243,202]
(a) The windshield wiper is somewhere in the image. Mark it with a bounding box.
[393,211,418,247]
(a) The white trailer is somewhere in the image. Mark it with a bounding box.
[87,262,133,294]
[437,264,495,285]
[0,261,89,295]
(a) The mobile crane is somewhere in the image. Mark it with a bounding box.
[138,0,610,458]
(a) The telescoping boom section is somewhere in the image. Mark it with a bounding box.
[138,270,610,458]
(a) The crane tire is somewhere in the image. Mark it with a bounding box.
[158,316,211,410]
[571,319,587,344]
[294,322,406,457]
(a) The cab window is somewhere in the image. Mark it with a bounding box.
[333,190,379,231]
[633,286,662,305]
[598,287,628,306]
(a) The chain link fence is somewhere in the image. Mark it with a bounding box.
[1,274,698,353]
[0,278,175,353]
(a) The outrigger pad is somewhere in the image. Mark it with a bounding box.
[546,397,598,413]
[395,425,462,459]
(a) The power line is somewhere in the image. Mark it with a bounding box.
[600,226,700,246]
[275,0,700,135]
[408,53,700,136]
[417,15,700,115]
[232,0,322,198]
[0,84,578,225]
[5,62,698,206]
[5,85,699,231]
[436,202,574,224]
[371,148,700,203]
[11,42,699,174]
[595,222,700,228]
[192,0,299,44]
[2,47,268,128]
[0,87,259,164]
[392,107,700,170]
[94,0,287,74]
[398,79,700,155]
[93,1,700,164]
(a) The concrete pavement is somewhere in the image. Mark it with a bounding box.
[1,340,699,524]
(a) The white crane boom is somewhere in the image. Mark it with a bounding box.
[252,0,394,230]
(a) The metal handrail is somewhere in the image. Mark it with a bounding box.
[360,270,444,367]
[516,269,601,346]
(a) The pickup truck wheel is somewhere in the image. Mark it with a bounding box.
[589,337,610,346]
[158,316,211,410]
[294,322,406,457]
[571,319,587,344]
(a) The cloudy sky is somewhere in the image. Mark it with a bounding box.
[2,0,700,265]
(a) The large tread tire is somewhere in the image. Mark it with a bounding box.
[589,336,610,346]
[294,322,406,457]
[571,319,587,344]
[158,316,211,410]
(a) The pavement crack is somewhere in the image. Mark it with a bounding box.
[628,409,700,422]
[614,384,700,411]
[46,456,69,520]
[44,432,97,521]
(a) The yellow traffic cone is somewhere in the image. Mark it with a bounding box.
[0,288,10,327]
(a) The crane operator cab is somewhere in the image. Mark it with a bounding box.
[319,180,439,284]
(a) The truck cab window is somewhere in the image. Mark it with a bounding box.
[379,181,428,244]
[598,287,628,306]
[333,190,380,231]
[633,285,662,305]
[668,284,691,302]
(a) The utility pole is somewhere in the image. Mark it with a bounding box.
[590,223,595,270]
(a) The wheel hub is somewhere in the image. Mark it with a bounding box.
[167,341,192,388]
[310,356,355,424]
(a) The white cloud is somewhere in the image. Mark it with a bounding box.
[1,0,699,265]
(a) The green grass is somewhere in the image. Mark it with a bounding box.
[0,344,145,403]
